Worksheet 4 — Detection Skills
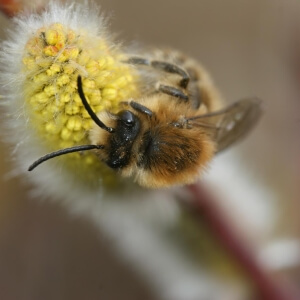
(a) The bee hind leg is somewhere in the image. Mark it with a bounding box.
[125,57,190,89]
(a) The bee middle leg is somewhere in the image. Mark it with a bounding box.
[158,84,189,102]
[126,57,190,89]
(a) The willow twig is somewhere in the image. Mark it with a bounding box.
[187,183,299,300]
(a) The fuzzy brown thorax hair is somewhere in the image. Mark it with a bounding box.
[90,94,216,188]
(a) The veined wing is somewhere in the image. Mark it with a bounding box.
[187,98,263,152]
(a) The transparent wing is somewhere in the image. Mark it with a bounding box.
[188,98,263,153]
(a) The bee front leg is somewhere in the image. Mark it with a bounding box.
[130,101,153,117]
[119,101,153,117]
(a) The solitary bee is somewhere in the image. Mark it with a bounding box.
[29,50,262,188]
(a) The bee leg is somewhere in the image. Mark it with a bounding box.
[151,61,190,89]
[119,100,153,117]
[130,101,153,117]
[126,57,190,89]
[158,84,189,102]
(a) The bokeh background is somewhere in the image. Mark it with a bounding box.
[0,0,299,299]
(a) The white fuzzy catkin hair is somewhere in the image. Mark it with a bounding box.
[0,1,110,177]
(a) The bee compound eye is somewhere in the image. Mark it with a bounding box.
[119,110,135,127]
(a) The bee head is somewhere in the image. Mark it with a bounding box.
[100,109,141,169]
[116,110,139,130]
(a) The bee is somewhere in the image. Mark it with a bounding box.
[28,50,262,188]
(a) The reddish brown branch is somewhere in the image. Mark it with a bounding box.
[187,183,299,300]
[0,0,49,18]
[0,0,21,17]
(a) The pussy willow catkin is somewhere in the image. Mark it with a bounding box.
[1,2,139,189]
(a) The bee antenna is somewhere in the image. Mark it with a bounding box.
[28,144,104,171]
[77,76,115,133]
